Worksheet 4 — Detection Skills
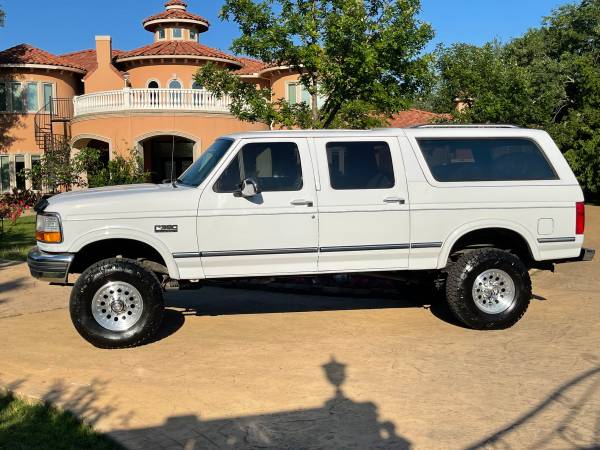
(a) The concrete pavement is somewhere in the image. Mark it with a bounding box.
[0,207,599,449]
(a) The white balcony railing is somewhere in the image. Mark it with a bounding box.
[73,88,232,117]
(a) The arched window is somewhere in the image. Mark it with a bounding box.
[147,80,159,89]
[169,79,182,89]
[192,81,203,90]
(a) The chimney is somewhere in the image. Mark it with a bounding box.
[95,36,113,68]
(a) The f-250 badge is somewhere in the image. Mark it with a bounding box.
[154,225,178,233]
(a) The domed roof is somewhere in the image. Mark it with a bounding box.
[143,1,209,33]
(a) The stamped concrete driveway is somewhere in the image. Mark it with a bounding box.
[1,207,599,450]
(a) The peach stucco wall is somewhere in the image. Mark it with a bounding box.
[0,69,80,154]
[122,61,232,89]
[270,72,300,102]
[71,112,268,158]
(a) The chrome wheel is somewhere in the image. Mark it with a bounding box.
[471,269,515,314]
[91,281,144,331]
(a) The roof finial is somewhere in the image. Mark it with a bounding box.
[165,0,187,10]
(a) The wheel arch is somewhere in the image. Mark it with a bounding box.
[437,220,539,269]
[69,230,180,279]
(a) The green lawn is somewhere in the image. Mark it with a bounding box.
[0,214,36,261]
[0,391,121,450]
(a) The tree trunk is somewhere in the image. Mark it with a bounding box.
[311,77,319,127]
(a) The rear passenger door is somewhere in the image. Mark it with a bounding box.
[314,137,410,272]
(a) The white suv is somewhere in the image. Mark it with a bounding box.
[28,126,595,348]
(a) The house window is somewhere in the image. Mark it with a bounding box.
[26,82,39,112]
[286,82,325,107]
[31,155,41,190]
[43,83,53,111]
[0,83,6,112]
[189,30,197,41]
[147,80,160,88]
[0,155,9,192]
[15,155,26,190]
[172,28,183,39]
[158,28,166,40]
[192,81,202,89]
[11,82,24,112]
[169,79,182,89]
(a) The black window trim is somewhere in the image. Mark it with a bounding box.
[325,140,396,191]
[414,136,559,183]
[212,140,304,194]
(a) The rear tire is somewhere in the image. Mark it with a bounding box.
[445,248,531,329]
[70,258,164,348]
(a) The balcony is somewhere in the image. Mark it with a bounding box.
[73,88,232,117]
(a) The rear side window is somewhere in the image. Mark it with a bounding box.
[214,142,303,192]
[326,141,395,190]
[417,138,558,182]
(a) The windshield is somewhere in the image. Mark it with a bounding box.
[177,138,234,187]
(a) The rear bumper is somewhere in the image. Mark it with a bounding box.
[27,247,74,284]
[553,247,595,265]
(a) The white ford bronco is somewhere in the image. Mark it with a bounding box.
[28,125,595,348]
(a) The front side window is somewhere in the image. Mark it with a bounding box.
[172,28,183,39]
[326,141,395,190]
[177,138,233,187]
[214,142,303,193]
[417,138,558,182]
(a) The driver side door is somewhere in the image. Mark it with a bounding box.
[197,138,319,277]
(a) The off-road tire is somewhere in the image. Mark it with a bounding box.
[445,248,531,329]
[70,258,164,348]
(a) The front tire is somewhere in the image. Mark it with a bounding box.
[445,248,531,329]
[70,258,164,348]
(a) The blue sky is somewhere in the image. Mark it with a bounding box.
[0,0,572,56]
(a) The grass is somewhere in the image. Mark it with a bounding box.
[0,391,121,450]
[0,214,36,261]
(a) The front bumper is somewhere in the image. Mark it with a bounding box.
[27,247,74,284]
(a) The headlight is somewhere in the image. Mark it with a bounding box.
[36,213,63,243]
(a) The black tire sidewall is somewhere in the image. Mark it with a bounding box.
[70,259,163,348]
[448,249,531,329]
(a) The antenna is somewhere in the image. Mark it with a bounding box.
[170,134,177,188]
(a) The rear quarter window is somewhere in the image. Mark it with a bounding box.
[416,138,558,182]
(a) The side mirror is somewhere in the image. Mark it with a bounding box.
[234,178,260,198]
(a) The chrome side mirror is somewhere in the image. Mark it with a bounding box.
[235,178,260,198]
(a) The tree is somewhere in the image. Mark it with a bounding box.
[0,5,5,27]
[196,0,434,129]
[426,0,600,196]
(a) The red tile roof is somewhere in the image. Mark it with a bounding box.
[143,9,210,30]
[116,41,240,65]
[61,49,124,73]
[388,109,452,127]
[234,57,268,75]
[0,44,86,72]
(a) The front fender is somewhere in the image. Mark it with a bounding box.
[68,226,181,279]
[437,219,539,269]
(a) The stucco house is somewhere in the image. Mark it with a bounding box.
[0,0,446,191]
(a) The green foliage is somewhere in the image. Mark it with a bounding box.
[426,0,600,195]
[0,391,121,449]
[78,148,148,188]
[196,0,434,129]
[23,147,148,192]
[0,6,4,27]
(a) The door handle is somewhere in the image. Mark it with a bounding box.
[383,197,405,204]
[291,199,314,207]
